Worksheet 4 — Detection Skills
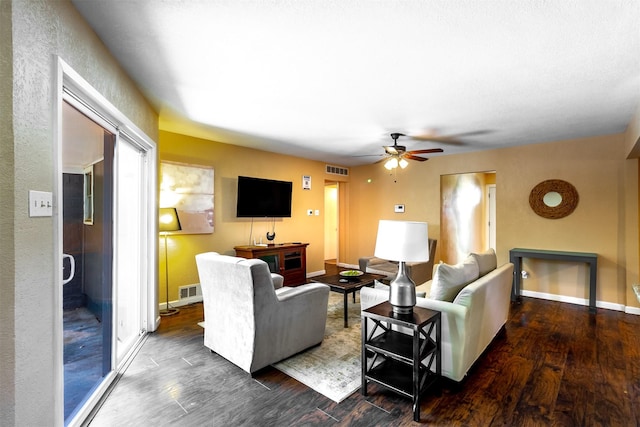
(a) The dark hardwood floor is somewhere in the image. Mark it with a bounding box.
[88,264,640,426]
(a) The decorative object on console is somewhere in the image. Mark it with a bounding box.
[529,179,579,219]
[159,208,181,316]
[374,220,430,314]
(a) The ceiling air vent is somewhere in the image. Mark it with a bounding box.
[325,165,349,176]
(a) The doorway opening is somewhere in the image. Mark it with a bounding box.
[324,182,339,264]
[61,102,114,421]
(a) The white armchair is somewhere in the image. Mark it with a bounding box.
[195,252,330,374]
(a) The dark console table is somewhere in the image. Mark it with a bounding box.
[509,248,598,314]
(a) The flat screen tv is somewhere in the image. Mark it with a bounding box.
[236,176,293,218]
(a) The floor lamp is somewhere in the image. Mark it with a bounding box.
[159,208,181,316]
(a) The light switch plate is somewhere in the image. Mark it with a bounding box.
[29,190,53,217]
[394,204,405,213]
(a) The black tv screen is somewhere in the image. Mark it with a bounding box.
[236,176,293,218]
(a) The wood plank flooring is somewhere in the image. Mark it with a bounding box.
[87,269,640,426]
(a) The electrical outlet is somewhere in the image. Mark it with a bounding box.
[315,210,320,216]
[29,190,53,217]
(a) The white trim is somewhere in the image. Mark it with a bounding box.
[159,296,203,310]
[307,269,327,278]
[625,306,640,315]
[337,262,359,270]
[521,290,630,313]
[53,55,65,427]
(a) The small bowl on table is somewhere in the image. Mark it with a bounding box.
[339,270,364,281]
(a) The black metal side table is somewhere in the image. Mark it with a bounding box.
[361,301,441,422]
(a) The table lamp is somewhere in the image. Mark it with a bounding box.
[374,220,429,314]
[159,208,181,316]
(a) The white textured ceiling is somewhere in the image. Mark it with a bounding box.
[72,0,640,166]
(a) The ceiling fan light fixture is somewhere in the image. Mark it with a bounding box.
[399,158,409,169]
[384,157,398,170]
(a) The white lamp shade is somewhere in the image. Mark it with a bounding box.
[374,220,429,262]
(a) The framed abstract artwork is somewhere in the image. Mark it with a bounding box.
[160,161,214,234]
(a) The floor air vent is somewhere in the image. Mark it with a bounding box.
[326,165,349,176]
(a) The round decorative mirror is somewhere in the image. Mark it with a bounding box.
[529,179,578,219]
[542,191,562,207]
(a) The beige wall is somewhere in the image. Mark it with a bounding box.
[1,1,158,425]
[348,133,639,309]
[159,131,348,300]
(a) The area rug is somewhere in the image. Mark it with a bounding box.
[272,293,363,403]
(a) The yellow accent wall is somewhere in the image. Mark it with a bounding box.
[162,129,639,309]
[159,130,347,301]
[348,133,639,309]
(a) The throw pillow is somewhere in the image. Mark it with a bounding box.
[429,256,480,302]
[470,248,497,276]
[374,281,427,298]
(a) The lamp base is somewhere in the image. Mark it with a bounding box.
[388,261,416,315]
[392,305,413,315]
[159,307,180,317]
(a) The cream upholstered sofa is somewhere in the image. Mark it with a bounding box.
[359,238,437,285]
[361,248,514,382]
[195,252,330,374]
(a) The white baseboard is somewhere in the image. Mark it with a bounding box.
[521,290,634,314]
[625,306,640,315]
[338,262,359,269]
[159,295,203,311]
[307,270,326,278]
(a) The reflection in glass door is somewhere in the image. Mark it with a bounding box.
[62,102,114,423]
[114,137,146,364]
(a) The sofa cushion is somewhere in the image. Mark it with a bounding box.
[374,281,427,298]
[429,256,480,302]
[470,248,497,277]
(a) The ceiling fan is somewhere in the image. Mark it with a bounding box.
[380,132,443,169]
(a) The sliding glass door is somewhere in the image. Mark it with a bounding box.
[59,66,156,425]
[114,136,147,364]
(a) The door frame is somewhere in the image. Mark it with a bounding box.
[486,184,496,250]
[53,57,158,426]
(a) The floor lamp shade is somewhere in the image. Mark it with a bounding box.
[159,208,181,233]
[159,208,181,316]
[374,220,429,314]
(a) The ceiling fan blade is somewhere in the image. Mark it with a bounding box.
[407,148,444,155]
[410,135,464,145]
[405,154,429,162]
[411,130,491,145]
